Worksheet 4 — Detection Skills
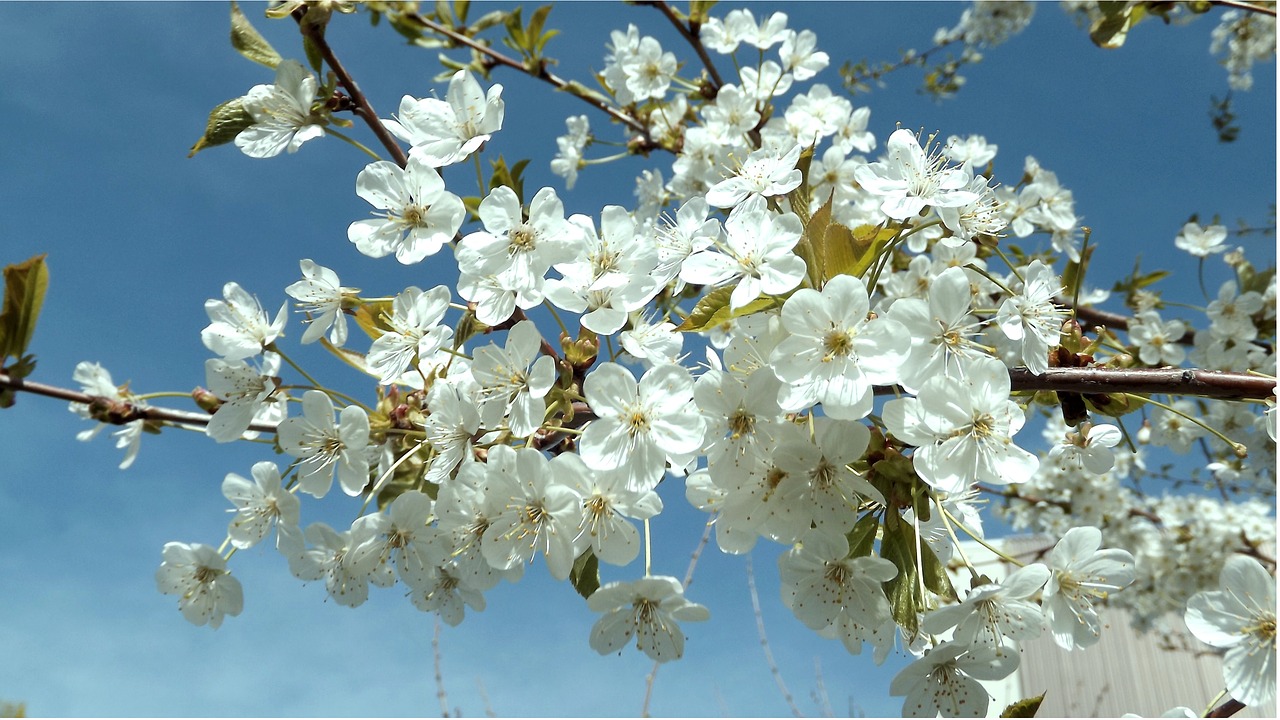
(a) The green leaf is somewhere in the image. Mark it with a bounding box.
[570,550,600,599]
[1001,694,1045,718]
[675,285,782,333]
[879,523,920,638]
[0,255,49,362]
[302,33,324,74]
[1088,1,1137,49]
[488,155,529,203]
[847,223,897,279]
[846,512,879,559]
[188,97,255,157]
[527,5,555,55]
[230,1,282,68]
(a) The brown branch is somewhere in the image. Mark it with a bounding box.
[1006,367,1274,401]
[0,372,279,434]
[1062,297,1274,353]
[295,12,410,168]
[404,12,655,144]
[1211,0,1278,18]
[1207,698,1247,718]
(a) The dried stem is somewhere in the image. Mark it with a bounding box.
[746,552,802,717]
[432,615,451,717]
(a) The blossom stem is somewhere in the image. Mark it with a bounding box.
[990,244,1025,285]
[936,501,981,582]
[325,127,383,161]
[942,506,1025,567]
[1132,393,1249,457]
[643,517,652,576]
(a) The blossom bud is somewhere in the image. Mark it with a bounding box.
[192,387,221,414]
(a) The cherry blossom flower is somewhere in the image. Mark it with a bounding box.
[1047,422,1122,474]
[854,128,978,221]
[620,36,677,101]
[921,563,1050,656]
[277,390,371,498]
[69,361,148,469]
[222,461,300,550]
[383,70,504,167]
[883,355,1038,494]
[890,640,1018,718]
[1042,526,1136,650]
[770,273,909,419]
[471,320,557,438]
[551,115,589,189]
[569,464,662,567]
[235,60,324,158]
[779,531,898,656]
[285,259,355,346]
[679,195,806,311]
[480,446,584,581]
[1175,221,1229,257]
[281,521,382,608]
[365,285,453,385]
[204,352,282,443]
[201,282,287,361]
[995,260,1067,374]
[1129,311,1188,366]
[1185,555,1276,706]
[456,186,584,300]
[580,362,705,492]
[705,143,804,208]
[347,157,465,265]
[587,575,710,662]
[155,542,243,628]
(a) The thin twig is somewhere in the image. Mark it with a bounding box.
[0,372,279,434]
[746,552,803,717]
[433,615,451,717]
[295,12,409,167]
[1211,0,1278,18]
[405,12,656,144]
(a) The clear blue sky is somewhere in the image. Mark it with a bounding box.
[0,2,1274,717]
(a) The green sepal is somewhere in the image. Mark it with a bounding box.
[675,286,783,333]
[880,516,957,638]
[488,155,530,203]
[0,255,49,363]
[1001,694,1045,718]
[188,97,255,157]
[302,33,324,74]
[570,549,600,599]
[230,1,283,68]
[351,300,396,340]
[846,512,880,559]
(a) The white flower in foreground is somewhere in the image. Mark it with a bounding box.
[481,446,584,581]
[1042,526,1136,650]
[471,320,557,438]
[705,143,803,208]
[884,355,1039,494]
[204,352,282,443]
[366,285,453,385]
[995,260,1067,374]
[854,128,978,221]
[201,282,287,361]
[1174,221,1229,257]
[580,362,705,491]
[456,186,583,299]
[890,640,1018,718]
[285,259,355,346]
[921,563,1050,655]
[679,195,806,311]
[347,156,465,265]
[588,575,710,662]
[222,461,300,550]
[277,390,371,498]
[155,542,243,628]
[779,531,898,656]
[235,59,324,158]
[384,70,504,167]
[1185,555,1277,706]
[69,361,148,469]
[770,273,909,419]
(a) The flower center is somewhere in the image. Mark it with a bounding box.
[401,203,431,228]
[508,223,538,254]
[822,329,854,360]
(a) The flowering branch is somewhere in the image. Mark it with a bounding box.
[638,0,725,91]
[402,12,657,146]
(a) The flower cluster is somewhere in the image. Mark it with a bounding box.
[66,4,1278,716]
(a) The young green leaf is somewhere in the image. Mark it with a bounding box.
[230,1,282,69]
[0,255,49,363]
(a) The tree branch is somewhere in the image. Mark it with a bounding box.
[0,372,279,434]
[1211,0,1278,18]
[295,12,410,168]
[1062,297,1274,353]
[1005,367,1274,401]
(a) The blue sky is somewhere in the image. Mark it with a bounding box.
[0,2,1274,717]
